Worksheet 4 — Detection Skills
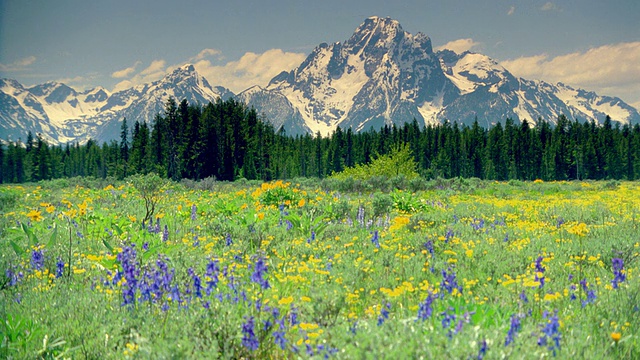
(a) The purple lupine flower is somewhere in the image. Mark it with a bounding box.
[189,268,203,298]
[584,289,597,307]
[162,225,169,241]
[453,311,474,335]
[535,256,545,273]
[424,240,434,256]
[241,316,259,351]
[556,217,565,228]
[289,305,299,327]
[31,248,45,271]
[519,290,529,303]
[285,220,293,231]
[307,231,316,244]
[191,204,197,221]
[612,258,626,289]
[192,235,199,247]
[441,268,462,295]
[250,255,270,290]
[55,258,65,278]
[6,267,19,286]
[370,230,380,248]
[505,314,522,346]
[445,228,454,243]
[579,279,596,306]
[417,292,434,321]
[225,233,233,246]
[477,339,488,360]
[349,321,358,334]
[377,302,391,326]
[116,245,139,306]
[534,256,545,289]
[205,259,219,295]
[273,330,287,350]
[471,218,485,231]
[170,284,182,307]
[538,310,561,356]
[441,307,457,338]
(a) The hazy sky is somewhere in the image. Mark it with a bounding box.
[1,0,639,108]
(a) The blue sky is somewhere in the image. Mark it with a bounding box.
[1,0,639,107]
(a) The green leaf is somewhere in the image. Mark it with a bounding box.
[10,240,25,256]
[21,222,39,246]
[46,225,58,248]
[112,223,123,236]
[102,239,114,253]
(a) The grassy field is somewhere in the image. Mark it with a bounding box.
[1,176,639,359]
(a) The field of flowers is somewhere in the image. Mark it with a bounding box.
[1,176,639,359]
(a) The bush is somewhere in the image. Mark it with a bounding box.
[331,143,419,181]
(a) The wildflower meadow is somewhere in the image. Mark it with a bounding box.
[1,176,639,359]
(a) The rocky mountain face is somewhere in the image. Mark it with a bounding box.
[2,16,639,144]
[241,16,640,135]
[1,65,232,144]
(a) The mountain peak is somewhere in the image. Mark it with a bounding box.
[179,64,196,72]
[362,16,402,30]
[348,16,404,48]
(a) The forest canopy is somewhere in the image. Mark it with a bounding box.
[2,97,640,184]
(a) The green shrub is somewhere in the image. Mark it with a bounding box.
[331,143,419,181]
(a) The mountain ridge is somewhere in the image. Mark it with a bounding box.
[2,16,639,145]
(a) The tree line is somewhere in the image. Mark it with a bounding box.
[2,97,640,184]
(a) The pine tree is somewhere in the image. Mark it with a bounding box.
[120,118,130,178]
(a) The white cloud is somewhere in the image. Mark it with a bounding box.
[110,50,305,94]
[541,2,559,11]
[111,61,141,78]
[0,55,37,71]
[113,60,168,92]
[192,49,306,93]
[191,48,222,62]
[435,39,481,54]
[507,6,515,16]
[501,42,640,106]
[53,72,102,91]
[140,60,166,76]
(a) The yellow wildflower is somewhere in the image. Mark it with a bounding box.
[611,332,622,343]
[278,296,294,305]
[27,209,44,222]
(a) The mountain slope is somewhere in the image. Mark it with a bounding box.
[241,16,640,134]
[1,16,639,144]
[0,65,233,145]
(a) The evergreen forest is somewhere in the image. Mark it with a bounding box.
[2,97,640,184]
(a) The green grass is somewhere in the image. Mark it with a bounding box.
[1,177,639,359]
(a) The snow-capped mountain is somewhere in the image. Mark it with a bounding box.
[242,16,640,135]
[1,16,639,144]
[0,65,233,144]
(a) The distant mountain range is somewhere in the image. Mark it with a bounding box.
[2,16,639,145]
